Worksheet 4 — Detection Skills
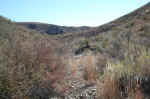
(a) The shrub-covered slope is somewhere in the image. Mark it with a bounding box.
[17,22,91,35]
[1,2,150,99]
[0,16,65,99]
[66,2,150,58]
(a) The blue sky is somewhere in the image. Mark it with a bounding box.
[0,0,149,26]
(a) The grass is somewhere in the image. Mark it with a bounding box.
[96,44,150,99]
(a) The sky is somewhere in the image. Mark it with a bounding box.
[0,0,149,26]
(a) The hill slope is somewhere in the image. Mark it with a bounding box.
[17,22,91,35]
[17,3,150,58]
[58,2,150,58]
[1,2,150,99]
[0,16,66,99]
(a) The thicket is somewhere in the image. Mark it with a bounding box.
[97,45,150,99]
[0,17,65,99]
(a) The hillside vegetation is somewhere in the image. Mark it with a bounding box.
[64,2,150,58]
[1,2,150,99]
[0,16,66,99]
[17,22,91,35]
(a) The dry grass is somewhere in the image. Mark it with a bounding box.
[99,76,121,99]
[97,75,144,99]
[68,52,97,83]
[128,88,143,99]
[79,52,97,83]
[69,57,79,76]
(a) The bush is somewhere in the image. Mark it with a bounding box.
[0,31,65,99]
[81,53,97,83]
[97,45,150,99]
[98,76,121,99]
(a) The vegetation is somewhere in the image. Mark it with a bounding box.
[0,16,65,99]
[17,22,91,35]
[1,2,150,99]
[96,45,150,99]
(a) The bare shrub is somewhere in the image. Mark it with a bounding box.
[0,35,65,99]
[82,52,97,83]
[97,46,150,99]
[128,88,143,99]
[99,75,121,99]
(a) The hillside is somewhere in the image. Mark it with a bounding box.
[1,2,150,99]
[0,16,97,99]
[59,2,150,58]
[17,22,91,35]
[61,2,150,39]
[0,16,66,99]
[17,3,150,58]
